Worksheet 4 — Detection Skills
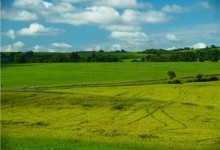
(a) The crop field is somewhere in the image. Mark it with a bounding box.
[1,62,220,149]
[1,62,220,89]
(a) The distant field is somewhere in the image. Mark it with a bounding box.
[1,81,220,149]
[1,62,220,88]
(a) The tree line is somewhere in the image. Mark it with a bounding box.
[1,52,120,63]
[1,46,219,63]
[140,49,220,62]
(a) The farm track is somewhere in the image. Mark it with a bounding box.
[12,79,167,91]
[125,86,189,130]
[159,86,189,129]
[126,101,175,125]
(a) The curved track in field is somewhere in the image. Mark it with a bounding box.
[3,84,190,130]
[125,86,189,130]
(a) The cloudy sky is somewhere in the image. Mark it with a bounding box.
[1,0,220,52]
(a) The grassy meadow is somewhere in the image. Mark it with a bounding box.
[1,62,220,149]
[1,62,220,88]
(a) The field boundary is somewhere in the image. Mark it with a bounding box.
[11,78,167,91]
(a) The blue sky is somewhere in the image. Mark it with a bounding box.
[1,0,220,52]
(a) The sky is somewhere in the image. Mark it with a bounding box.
[1,0,220,52]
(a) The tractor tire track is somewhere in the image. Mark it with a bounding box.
[150,112,168,127]
[126,86,188,127]
[161,109,188,129]
[160,86,188,129]
[146,102,168,127]
[112,109,138,123]
[113,102,155,123]
[127,101,174,125]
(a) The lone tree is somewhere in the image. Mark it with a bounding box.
[167,71,180,84]
[196,74,203,81]
[168,71,176,80]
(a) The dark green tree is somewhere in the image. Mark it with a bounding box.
[168,71,176,79]
[69,52,80,62]
[99,50,104,53]
[14,54,26,63]
[141,57,145,62]
[196,74,203,81]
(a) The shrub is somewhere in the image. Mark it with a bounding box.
[131,59,138,62]
[166,80,172,84]
[195,75,218,82]
[208,76,218,81]
[173,79,181,84]
[166,78,181,84]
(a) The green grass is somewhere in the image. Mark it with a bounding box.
[1,62,220,88]
[1,81,220,149]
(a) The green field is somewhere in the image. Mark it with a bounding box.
[1,62,220,88]
[1,62,220,149]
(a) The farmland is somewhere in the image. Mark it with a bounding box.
[1,62,220,149]
[1,62,220,88]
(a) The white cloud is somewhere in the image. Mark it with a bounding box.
[110,31,147,39]
[13,0,75,15]
[31,43,73,52]
[166,34,180,42]
[1,41,25,52]
[62,0,153,9]
[192,42,206,49]
[46,6,120,26]
[142,10,169,23]
[84,6,120,25]
[111,44,122,51]
[5,30,16,40]
[95,45,102,51]
[17,23,64,36]
[32,45,42,52]
[94,0,137,8]
[166,46,177,50]
[10,0,164,26]
[94,0,139,8]
[122,10,169,24]
[101,25,141,32]
[110,31,148,45]
[45,2,75,13]
[51,43,72,48]
[13,0,52,9]
[1,9,38,21]
[13,41,25,47]
[162,4,184,13]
